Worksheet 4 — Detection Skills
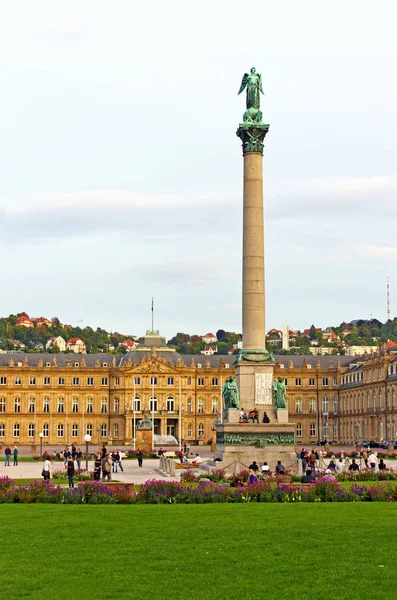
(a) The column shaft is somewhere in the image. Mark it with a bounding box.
[242,151,265,349]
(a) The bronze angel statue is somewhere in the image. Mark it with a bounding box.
[238,67,264,123]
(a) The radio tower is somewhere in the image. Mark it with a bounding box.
[387,277,391,321]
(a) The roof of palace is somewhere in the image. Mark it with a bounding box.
[0,351,357,370]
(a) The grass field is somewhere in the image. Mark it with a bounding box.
[0,504,396,600]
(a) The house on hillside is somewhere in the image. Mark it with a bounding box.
[46,336,67,352]
[16,315,34,328]
[385,339,397,351]
[7,339,26,350]
[118,338,138,350]
[66,338,87,354]
[201,333,217,345]
[33,317,52,327]
[201,344,218,355]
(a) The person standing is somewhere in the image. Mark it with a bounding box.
[76,448,83,470]
[13,446,19,466]
[4,446,11,466]
[42,457,52,481]
[66,456,75,488]
[63,446,71,466]
[117,449,124,473]
[136,449,143,468]
[94,453,102,481]
[102,453,112,481]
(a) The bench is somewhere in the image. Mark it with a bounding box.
[175,462,199,470]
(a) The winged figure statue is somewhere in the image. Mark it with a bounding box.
[238,67,264,123]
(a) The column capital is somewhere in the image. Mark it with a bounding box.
[236,123,270,155]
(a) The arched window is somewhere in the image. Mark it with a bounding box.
[166,397,175,411]
[295,398,302,414]
[101,398,108,414]
[57,398,64,414]
[187,398,192,413]
[212,398,218,414]
[322,397,329,413]
[198,399,204,414]
[198,423,204,438]
[14,398,21,413]
[72,398,79,414]
[309,398,316,414]
[28,398,35,413]
[114,398,120,414]
[149,397,158,411]
[187,423,192,438]
[133,397,141,411]
[43,398,50,413]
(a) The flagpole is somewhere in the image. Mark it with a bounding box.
[151,297,154,332]
[178,376,182,452]
[152,378,155,451]
[133,378,136,450]
[220,376,223,424]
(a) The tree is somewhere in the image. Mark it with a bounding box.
[216,329,226,341]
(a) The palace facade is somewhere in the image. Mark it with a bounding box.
[0,332,396,447]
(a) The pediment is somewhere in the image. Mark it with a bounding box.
[128,356,179,374]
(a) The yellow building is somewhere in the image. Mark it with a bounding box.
[0,328,368,447]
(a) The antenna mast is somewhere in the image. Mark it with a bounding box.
[387,277,391,321]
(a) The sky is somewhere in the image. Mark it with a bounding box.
[0,1,396,339]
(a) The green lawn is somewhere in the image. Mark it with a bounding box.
[0,504,396,600]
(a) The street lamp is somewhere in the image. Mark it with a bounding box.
[39,432,44,458]
[83,434,92,471]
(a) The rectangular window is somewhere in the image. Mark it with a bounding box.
[57,399,64,414]
[212,398,218,413]
[198,399,204,414]
[86,424,93,437]
[133,398,141,411]
[167,377,174,386]
[134,377,141,385]
[296,423,302,437]
[187,423,192,438]
[28,423,35,438]
[44,377,51,386]
[333,378,338,386]
[57,424,64,437]
[14,398,21,413]
[295,378,301,386]
[115,377,120,386]
[198,424,204,438]
[322,397,329,413]
[72,377,79,386]
[309,398,316,414]
[101,377,108,386]
[13,423,20,437]
[187,377,192,386]
[72,424,78,438]
[322,378,329,386]
[101,399,108,414]
[198,378,204,386]
[86,398,93,414]
[14,377,22,386]
[43,398,50,413]
[310,423,316,437]
[42,423,49,437]
[114,398,120,414]
[0,424,5,436]
[87,377,94,386]
[212,378,218,386]
[58,377,65,386]
[309,378,315,386]
[284,378,288,387]
[187,399,192,413]
[29,377,36,385]
[72,398,79,413]
[28,398,36,413]
[114,423,119,438]
[295,398,302,414]
[0,398,5,413]
[101,424,107,437]
[150,377,157,386]
[0,377,7,385]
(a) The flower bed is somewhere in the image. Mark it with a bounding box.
[0,474,396,504]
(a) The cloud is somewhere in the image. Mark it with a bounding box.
[359,245,397,259]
